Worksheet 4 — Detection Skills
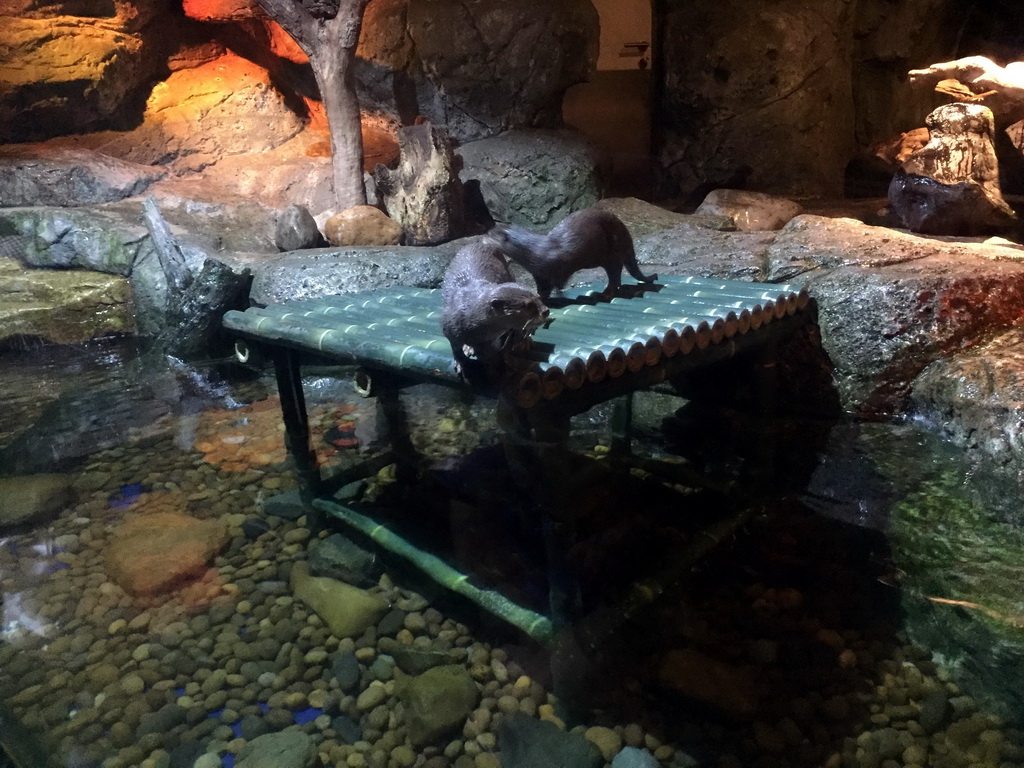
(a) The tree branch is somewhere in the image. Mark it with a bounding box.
[253,0,318,54]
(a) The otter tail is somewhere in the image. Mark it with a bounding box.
[625,245,657,284]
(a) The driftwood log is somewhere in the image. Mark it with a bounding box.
[374,122,465,246]
[909,56,1024,128]
[142,196,252,359]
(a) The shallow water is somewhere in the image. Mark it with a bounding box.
[1,339,1023,768]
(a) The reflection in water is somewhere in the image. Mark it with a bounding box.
[0,341,1023,767]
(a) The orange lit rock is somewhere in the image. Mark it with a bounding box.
[105,511,228,596]
[324,205,402,246]
[182,0,260,21]
[99,51,305,172]
[0,16,155,142]
[264,18,309,65]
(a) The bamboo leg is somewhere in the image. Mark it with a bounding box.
[609,392,635,459]
[272,349,324,525]
[374,377,420,483]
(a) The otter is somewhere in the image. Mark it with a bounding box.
[487,208,657,299]
[441,241,549,380]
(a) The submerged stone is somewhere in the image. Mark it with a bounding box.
[398,664,480,745]
[234,731,317,768]
[289,561,388,639]
[105,511,228,596]
[498,712,603,768]
[0,473,75,528]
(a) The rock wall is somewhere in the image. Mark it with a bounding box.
[0,0,597,147]
[654,0,1024,201]
[657,0,856,201]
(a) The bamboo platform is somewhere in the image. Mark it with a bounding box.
[223,274,815,646]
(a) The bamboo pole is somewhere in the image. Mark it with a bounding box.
[245,307,449,352]
[223,309,459,378]
[540,357,587,390]
[609,294,757,332]
[565,303,741,342]
[658,275,809,314]
[551,305,723,348]
[313,500,555,643]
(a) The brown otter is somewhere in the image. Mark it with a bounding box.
[487,208,657,299]
[441,241,549,380]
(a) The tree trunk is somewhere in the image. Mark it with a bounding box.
[312,14,367,211]
[253,0,369,212]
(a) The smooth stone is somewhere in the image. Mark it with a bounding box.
[235,731,317,768]
[290,562,387,639]
[695,188,803,231]
[0,473,75,528]
[332,650,361,692]
[498,712,602,768]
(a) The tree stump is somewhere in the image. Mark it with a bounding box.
[374,122,465,246]
[888,103,1017,236]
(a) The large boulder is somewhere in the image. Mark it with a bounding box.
[96,52,305,174]
[0,201,254,342]
[0,255,135,346]
[0,147,165,207]
[458,129,601,228]
[766,215,1024,415]
[247,238,465,305]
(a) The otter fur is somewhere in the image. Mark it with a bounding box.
[441,241,549,379]
[487,208,657,299]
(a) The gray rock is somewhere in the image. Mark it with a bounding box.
[0,148,165,207]
[248,240,464,305]
[498,712,603,768]
[918,690,953,734]
[238,714,270,741]
[634,224,771,282]
[377,609,409,637]
[458,130,601,228]
[274,204,326,252]
[0,473,75,528]
[136,703,188,737]
[168,742,206,768]
[309,533,381,587]
[368,654,396,682]
[0,205,150,276]
[235,731,317,768]
[595,196,736,238]
[261,490,308,520]
[331,713,363,744]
